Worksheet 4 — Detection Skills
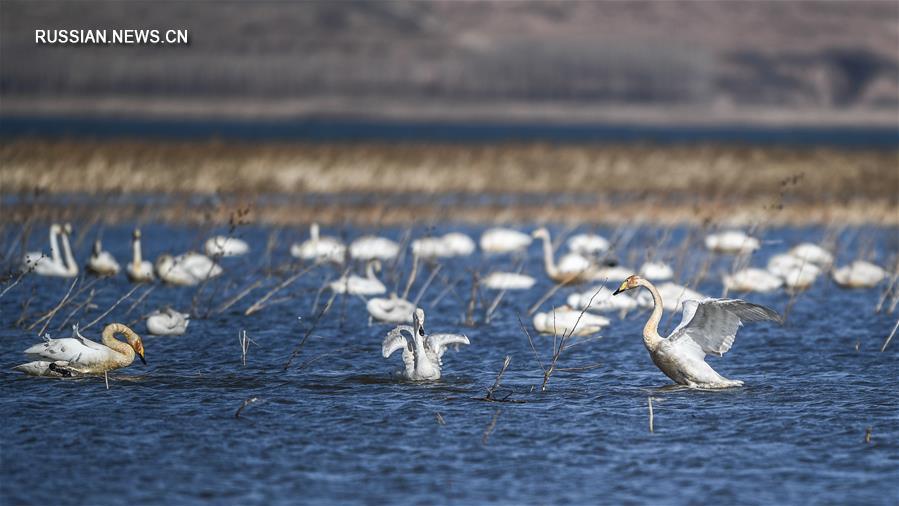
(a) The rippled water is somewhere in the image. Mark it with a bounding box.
[1,223,897,505]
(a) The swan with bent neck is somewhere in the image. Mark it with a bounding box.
[14,323,146,377]
[382,308,470,380]
[613,275,781,389]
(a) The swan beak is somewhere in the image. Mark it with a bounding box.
[612,280,628,295]
[138,351,147,365]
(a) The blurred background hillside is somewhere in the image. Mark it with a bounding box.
[2,0,897,124]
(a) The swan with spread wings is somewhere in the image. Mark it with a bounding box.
[381,308,469,381]
[614,275,781,388]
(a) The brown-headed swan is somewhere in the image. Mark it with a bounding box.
[613,275,780,389]
[14,323,146,377]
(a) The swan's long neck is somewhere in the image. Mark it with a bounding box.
[366,262,378,280]
[538,233,560,278]
[49,226,62,265]
[411,325,429,370]
[60,232,78,275]
[132,236,143,269]
[638,279,664,351]
[101,323,136,365]
[310,223,319,243]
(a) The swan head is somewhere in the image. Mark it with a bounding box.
[92,239,102,256]
[63,223,73,235]
[613,275,642,295]
[128,334,146,365]
[50,223,62,234]
[531,227,550,240]
[133,228,142,240]
[413,308,426,335]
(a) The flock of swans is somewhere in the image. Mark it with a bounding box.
[13,222,892,387]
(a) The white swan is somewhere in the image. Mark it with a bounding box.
[13,323,146,377]
[146,307,190,335]
[789,243,833,266]
[126,229,155,282]
[87,239,120,276]
[381,308,469,380]
[567,285,639,313]
[767,254,821,289]
[705,230,760,254]
[639,261,674,281]
[481,272,536,290]
[532,227,596,283]
[832,261,887,288]
[330,260,386,295]
[567,233,610,256]
[613,275,781,388]
[156,252,223,286]
[635,282,705,312]
[291,223,345,263]
[367,293,415,323]
[533,305,610,336]
[22,224,75,277]
[441,233,476,256]
[205,236,249,257]
[723,268,783,293]
[350,235,400,261]
[480,227,532,254]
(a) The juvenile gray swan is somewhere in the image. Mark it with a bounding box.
[381,308,469,381]
[613,275,781,389]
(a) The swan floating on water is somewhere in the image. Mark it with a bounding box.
[482,272,536,290]
[291,223,345,263]
[146,308,190,335]
[330,260,386,295]
[723,268,783,293]
[705,230,760,254]
[441,232,476,256]
[126,229,155,282]
[22,224,77,277]
[639,261,674,281]
[613,275,781,389]
[367,293,415,323]
[832,260,887,288]
[789,243,833,267]
[567,233,610,256]
[205,236,249,257]
[412,232,476,258]
[14,323,146,377]
[532,228,596,283]
[156,252,223,286]
[350,236,400,261]
[767,254,821,290]
[480,227,532,254]
[533,305,610,336]
[87,239,120,276]
[381,308,469,380]
[567,285,638,313]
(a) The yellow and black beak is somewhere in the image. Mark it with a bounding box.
[612,280,629,295]
[138,350,147,365]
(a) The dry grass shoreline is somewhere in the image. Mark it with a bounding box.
[1,139,897,226]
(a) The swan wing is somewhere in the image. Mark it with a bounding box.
[382,326,413,358]
[427,333,470,360]
[24,337,109,365]
[669,299,781,357]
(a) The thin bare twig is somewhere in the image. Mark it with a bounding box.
[881,319,899,352]
[481,409,502,445]
[83,284,140,331]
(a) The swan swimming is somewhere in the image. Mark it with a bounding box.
[330,260,386,295]
[350,236,400,261]
[481,272,536,290]
[205,236,249,257]
[412,232,475,258]
[567,285,639,313]
[291,223,345,263]
[156,252,223,286]
[705,230,760,254]
[639,261,674,281]
[613,275,781,389]
[87,239,120,276]
[480,227,532,254]
[789,243,833,267]
[146,308,190,335]
[567,233,610,256]
[367,293,415,323]
[381,308,470,380]
[126,229,155,282]
[22,224,77,277]
[532,228,596,283]
[832,260,887,288]
[723,268,783,293]
[14,323,146,377]
[533,305,610,336]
